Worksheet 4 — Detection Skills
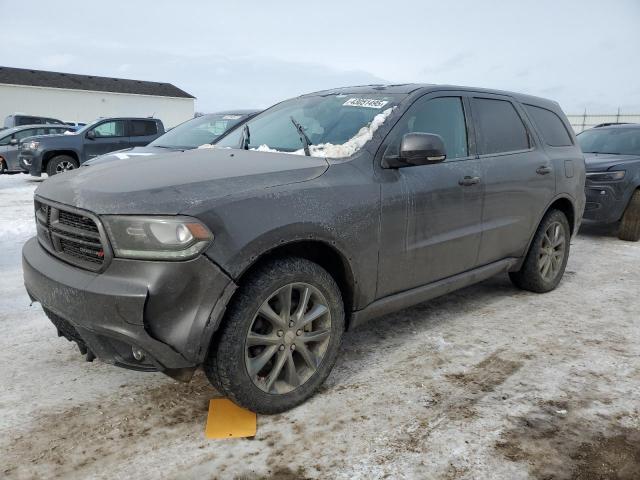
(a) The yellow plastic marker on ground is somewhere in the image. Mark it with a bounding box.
[205,398,257,439]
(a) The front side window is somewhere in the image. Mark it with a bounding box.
[383,96,469,160]
[216,93,405,158]
[91,121,126,138]
[130,120,158,137]
[577,128,640,155]
[474,98,530,154]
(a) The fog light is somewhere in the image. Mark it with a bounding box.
[132,347,145,361]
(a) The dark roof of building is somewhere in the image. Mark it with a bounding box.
[0,66,195,99]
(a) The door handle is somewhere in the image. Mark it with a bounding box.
[536,165,552,175]
[458,176,481,186]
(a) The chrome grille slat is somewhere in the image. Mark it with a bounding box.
[34,198,107,271]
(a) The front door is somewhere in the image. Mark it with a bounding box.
[84,120,128,162]
[377,93,483,298]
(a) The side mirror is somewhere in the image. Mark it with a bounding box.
[9,138,18,146]
[86,130,96,140]
[382,133,447,168]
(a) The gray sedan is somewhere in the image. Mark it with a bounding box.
[0,124,70,173]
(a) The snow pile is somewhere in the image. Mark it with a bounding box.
[252,107,396,158]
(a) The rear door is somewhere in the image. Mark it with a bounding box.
[84,120,128,161]
[471,94,555,264]
[127,120,159,147]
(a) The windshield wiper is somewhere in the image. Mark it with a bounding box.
[239,124,250,150]
[290,116,311,156]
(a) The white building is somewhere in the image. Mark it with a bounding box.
[0,66,195,128]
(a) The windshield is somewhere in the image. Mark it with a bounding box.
[150,114,247,149]
[578,128,640,155]
[216,93,405,158]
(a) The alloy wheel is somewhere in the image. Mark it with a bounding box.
[245,282,332,394]
[539,221,566,281]
[56,161,76,173]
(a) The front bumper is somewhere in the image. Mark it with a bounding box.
[23,236,236,372]
[19,150,43,176]
[583,180,632,223]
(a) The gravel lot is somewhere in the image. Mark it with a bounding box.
[1,173,639,480]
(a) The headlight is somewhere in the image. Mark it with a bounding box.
[586,170,625,182]
[102,216,213,260]
[22,140,39,151]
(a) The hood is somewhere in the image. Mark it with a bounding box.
[35,148,329,215]
[584,153,640,172]
[27,132,78,147]
[82,146,181,166]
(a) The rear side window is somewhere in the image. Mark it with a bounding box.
[130,120,158,137]
[525,105,573,147]
[473,98,530,154]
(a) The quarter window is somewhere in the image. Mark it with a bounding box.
[525,104,573,147]
[91,121,126,138]
[383,96,469,160]
[473,98,530,154]
[130,120,158,137]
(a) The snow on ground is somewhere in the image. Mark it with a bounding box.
[1,173,639,480]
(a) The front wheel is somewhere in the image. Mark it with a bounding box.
[509,209,571,293]
[0,158,6,174]
[618,189,640,241]
[46,155,78,176]
[205,257,344,414]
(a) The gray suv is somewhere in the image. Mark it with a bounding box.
[22,84,585,413]
[0,124,70,173]
[19,117,164,176]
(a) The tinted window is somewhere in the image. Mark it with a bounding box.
[15,128,45,141]
[474,98,530,154]
[383,96,468,159]
[17,116,42,126]
[91,121,126,137]
[130,120,158,137]
[525,105,572,147]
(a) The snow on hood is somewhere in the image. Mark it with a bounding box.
[253,107,396,158]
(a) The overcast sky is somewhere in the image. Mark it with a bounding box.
[2,0,639,114]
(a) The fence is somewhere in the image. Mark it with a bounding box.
[567,111,640,133]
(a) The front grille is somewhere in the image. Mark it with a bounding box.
[35,198,108,271]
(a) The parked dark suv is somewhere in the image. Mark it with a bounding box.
[578,124,640,241]
[0,124,70,173]
[22,84,585,413]
[19,117,164,176]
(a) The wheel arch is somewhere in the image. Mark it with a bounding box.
[42,150,80,171]
[231,238,357,329]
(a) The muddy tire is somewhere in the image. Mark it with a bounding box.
[46,155,78,176]
[204,257,344,414]
[618,189,640,242]
[509,209,571,293]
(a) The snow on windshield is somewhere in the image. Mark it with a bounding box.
[252,107,396,158]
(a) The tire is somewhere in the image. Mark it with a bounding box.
[0,158,6,174]
[618,189,640,242]
[509,209,571,293]
[46,155,78,176]
[204,257,344,414]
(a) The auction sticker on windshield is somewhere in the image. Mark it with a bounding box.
[343,98,389,109]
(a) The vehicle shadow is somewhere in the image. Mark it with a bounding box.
[578,221,619,239]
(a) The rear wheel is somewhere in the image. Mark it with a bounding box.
[46,155,78,176]
[618,189,640,241]
[509,209,571,293]
[204,257,344,414]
